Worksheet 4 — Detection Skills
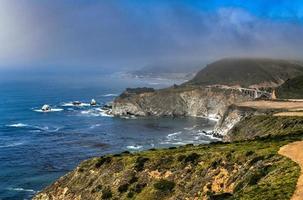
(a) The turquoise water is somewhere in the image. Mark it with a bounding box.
[0,74,217,200]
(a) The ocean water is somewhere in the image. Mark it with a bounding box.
[0,73,218,200]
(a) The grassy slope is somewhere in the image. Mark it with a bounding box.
[37,135,302,200]
[276,75,303,99]
[228,115,303,141]
[187,58,303,87]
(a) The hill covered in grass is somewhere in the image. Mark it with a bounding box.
[276,75,303,99]
[187,58,303,88]
[34,114,303,200]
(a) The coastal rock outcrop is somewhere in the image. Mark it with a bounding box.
[112,86,255,120]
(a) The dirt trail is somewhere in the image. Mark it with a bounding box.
[279,141,303,200]
[237,100,303,110]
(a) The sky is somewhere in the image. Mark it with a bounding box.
[1,0,303,73]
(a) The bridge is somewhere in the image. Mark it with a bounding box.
[206,85,273,99]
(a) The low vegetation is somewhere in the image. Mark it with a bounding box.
[228,115,303,141]
[276,75,303,99]
[187,58,303,87]
[34,127,302,199]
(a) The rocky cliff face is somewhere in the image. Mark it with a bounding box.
[213,105,259,138]
[112,86,254,120]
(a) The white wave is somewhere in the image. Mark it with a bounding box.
[0,142,24,148]
[126,145,143,150]
[80,108,113,117]
[102,94,118,97]
[148,82,160,85]
[89,124,101,129]
[33,108,63,112]
[6,123,28,128]
[167,131,182,139]
[100,112,114,117]
[119,115,137,119]
[160,141,188,145]
[62,102,90,107]
[35,126,60,132]
[196,131,221,140]
[7,187,35,193]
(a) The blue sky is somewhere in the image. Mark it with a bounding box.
[1,0,303,72]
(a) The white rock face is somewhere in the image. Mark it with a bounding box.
[112,86,254,120]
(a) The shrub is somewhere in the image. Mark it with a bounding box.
[209,192,233,200]
[134,157,149,171]
[245,150,254,156]
[154,179,175,192]
[91,185,102,193]
[184,153,200,164]
[249,156,264,165]
[177,155,186,162]
[133,183,147,193]
[248,166,270,185]
[95,157,112,168]
[118,183,129,193]
[127,191,134,198]
[101,188,112,199]
[129,175,138,184]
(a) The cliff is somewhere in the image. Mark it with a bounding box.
[112,86,254,119]
[33,134,301,200]
[112,58,303,121]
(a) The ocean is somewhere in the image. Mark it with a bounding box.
[0,73,218,200]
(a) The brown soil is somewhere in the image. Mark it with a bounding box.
[274,112,303,117]
[279,141,303,200]
[236,100,303,110]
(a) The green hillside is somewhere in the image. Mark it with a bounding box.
[276,75,303,99]
[187,58,303,88]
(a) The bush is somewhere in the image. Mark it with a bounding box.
[127,191,134,198]
[209,192,233,200]
[177,155,186,162]
[95,157,112,168]
[184,153,200,164]
[154,179,175,192]
[133,183,147,193]
[177,153,200,164]
[245,150,254,156]
[101,188,112,199]
[134,157,149,171]
[91,185,102,193]
[118,183,129,193]
[129,175,138,184]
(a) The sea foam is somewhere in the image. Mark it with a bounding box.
[6,123,28,128]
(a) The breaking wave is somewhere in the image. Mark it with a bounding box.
[102,93,118,97]
[126,145,143,150]
[33,108,63,112]
[61,102,90,107]
[80,108,113,117]
[7,187,35,193]
[6,123,28,128]
[0,142,24,148]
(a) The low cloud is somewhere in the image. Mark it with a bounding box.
[1,1,303,71]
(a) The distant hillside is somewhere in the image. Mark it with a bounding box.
[187,58,303,88]
[276,75,303,99]
[129,62,203,80]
